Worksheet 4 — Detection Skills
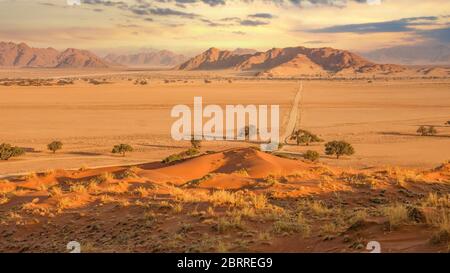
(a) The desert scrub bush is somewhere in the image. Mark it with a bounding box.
[213,216,245,233]
[0,195,9,205]
[0,180,16,194]
[162,153,184,164]
[70,184,87,194]
[112,144,133,157]
[0,143,25,160]
[249,193,268,210]
[104,181,129,194]
[348,210,368,226]
[321,222,340,235]
[341,173,375,188]
[272,213,310,237]
[172,203,183,213]
[384,204,409,229]
[183,147,200,157]
[47,140,63,154]
[308,201,332,216]
[115,168,139,179]
[263,175,278,185]
[233,168,249,176]
[386,167,424,187]
[90,172,113,184]
[426,210,450,245]
[209,190,246,207]
[183,173,216,188]
[422,193,450,208]
[49,186,64,197]
[290,129,323,146]
[134,186,149,197]
[417,125,437,136]
[303,150,320,162]
[325,140,354,159]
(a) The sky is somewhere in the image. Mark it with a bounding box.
[0,0,449,55]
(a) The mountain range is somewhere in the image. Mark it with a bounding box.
[104,50,188,67]
[1,41,448,77]
[0,42,110,68]
[175,46,449,77]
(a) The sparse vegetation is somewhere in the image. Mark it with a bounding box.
[417,125,437,136]
[303,150,320,162]
[112,144,134,157]
[290,129,323,146]
[0,143,25,161]
[325,140,355,159]
[384,204,409,229]
[47,140,63,154]
[162,153,184,164]
[190,136,202,149]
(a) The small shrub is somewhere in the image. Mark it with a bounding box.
[162,153,184,164]
[0,143,25,160]
[290,130,323,146]
[112,144,133,157]
[384,204,409,229]
[417,125,437,136]
[303,150,320,162]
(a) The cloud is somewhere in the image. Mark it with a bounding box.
[248,13,274,19]
[308,16,440,33]
[149,8,198,18]
[240,19,270,26]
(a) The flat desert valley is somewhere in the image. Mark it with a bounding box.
[1,70,449,175]
[1,69,450,253]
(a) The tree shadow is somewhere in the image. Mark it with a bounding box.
[67,151,103,156]
[379,132,450,138]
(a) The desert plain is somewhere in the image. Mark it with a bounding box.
[0,69,449,253]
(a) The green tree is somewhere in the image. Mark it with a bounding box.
[112,144,133,157]
[0,143,25,161]
[290,129,322,146]
[325,141,355,159]
[47,140,63,154]
[303,150,320,162]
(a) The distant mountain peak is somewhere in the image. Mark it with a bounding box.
[0,41,111,68]
[103,50,187,67]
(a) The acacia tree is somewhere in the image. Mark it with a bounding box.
[0,143,25,161]
[325,141,355,159]
[290,129,322,146]
[47,141,63,154]
[417,126,437,136]
[112,144,133,157]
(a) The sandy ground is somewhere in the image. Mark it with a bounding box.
[1,147,449,253]
[0,70,449,176]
